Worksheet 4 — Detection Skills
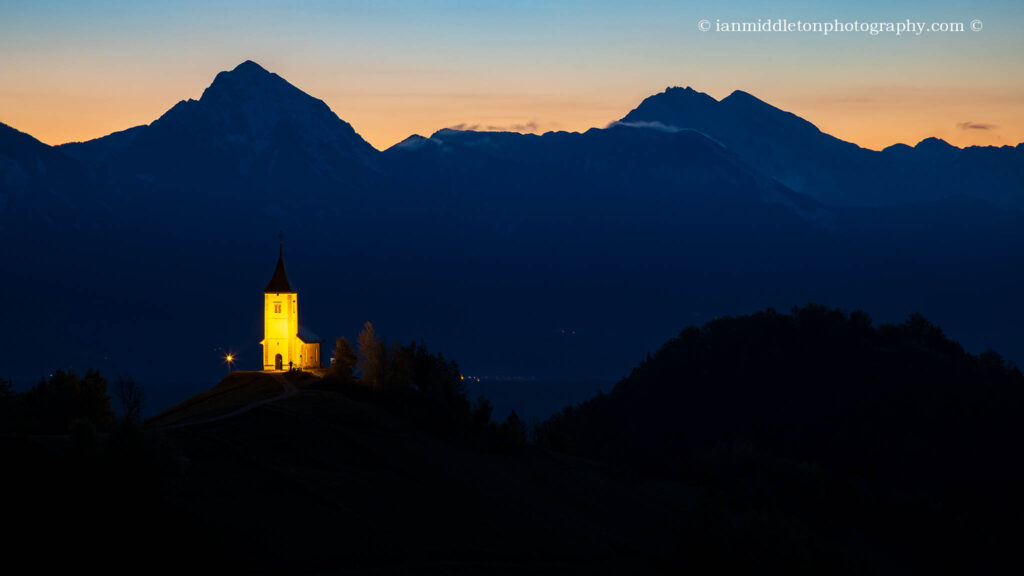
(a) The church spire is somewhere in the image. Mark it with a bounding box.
[264,232,294,293]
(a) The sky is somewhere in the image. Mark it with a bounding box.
[2,0,1023,151]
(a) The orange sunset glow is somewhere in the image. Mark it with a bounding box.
[3,1,1022,151]
[5,68,1023,152]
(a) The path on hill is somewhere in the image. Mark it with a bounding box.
[158,373,299,431]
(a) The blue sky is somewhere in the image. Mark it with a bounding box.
[2,0,1022,149]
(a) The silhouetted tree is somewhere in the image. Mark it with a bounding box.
[321,328,498,447]
[979,348,1006,371]
[21,369,115,433]
[385,341,414,392]
[357,321,385,388]
[472,395,494,430]
[331,337,358,383]
[81,369,116,429]
[112,377,146,424]
[0,377,15,432]
[501,410,527,447]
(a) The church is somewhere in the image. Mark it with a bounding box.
[260,241,322,371]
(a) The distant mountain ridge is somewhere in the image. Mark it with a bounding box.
[3,64,1019,211]
[1,61,1023,416]
[620,86,1024,207]
[0,121,102,229]
[57,60,381,195]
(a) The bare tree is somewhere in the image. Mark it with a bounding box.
[113,377,145,424]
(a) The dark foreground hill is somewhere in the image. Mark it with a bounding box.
[540,304,1024,573]
[5,371,696,574]
[6,306,1024,572]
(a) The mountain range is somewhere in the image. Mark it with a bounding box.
[1,61,1022,415]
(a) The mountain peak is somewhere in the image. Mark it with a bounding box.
[915,137,956,150]
[387,134,441,152]
[720,89,828,139]
[202,60,292,103]
[663,86,703,95]
[654,86,718,104]
[232,60,269,74]
[721,90,794,119]
[62,60,381,178]
[189,61,380,161]
[620,86,720,128]
[722,89,766,107]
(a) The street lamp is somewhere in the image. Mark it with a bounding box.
[225,353,235,375]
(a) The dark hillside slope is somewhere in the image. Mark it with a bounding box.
[156,388,690,572]
[540,305,1024,573]
[5,372,693,573]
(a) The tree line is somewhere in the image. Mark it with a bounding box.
[0,369,145,435]
[323,321,526,450]
[536,304,1024,573]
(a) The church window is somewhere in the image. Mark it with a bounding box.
[274,302,282,313]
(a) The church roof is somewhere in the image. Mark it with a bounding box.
[264,245,295,293]
[298,325,322,343]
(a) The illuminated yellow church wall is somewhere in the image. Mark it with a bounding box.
[262,291,297,370]
[259,243,322,371]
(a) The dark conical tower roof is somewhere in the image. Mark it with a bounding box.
[264,243,294,293]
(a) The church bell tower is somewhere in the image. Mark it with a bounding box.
[261,234,299,371]
[260,234,322,371]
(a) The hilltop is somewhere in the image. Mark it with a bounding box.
[145,371,694,573]
[146,370,320,428]
[540,305,1024,573]
[5,368,690,573]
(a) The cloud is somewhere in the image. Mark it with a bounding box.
[957,121,997,131]
[445,121,544,133]
[483,121,540,132]
[605,121,727,148]
[606,120,681,133]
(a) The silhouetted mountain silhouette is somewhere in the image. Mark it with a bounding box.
[60,60,381,193]
[0,61,1022,418]
[0,122,105,233]
[620,86,1024,207]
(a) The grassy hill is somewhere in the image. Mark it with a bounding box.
[1,369,696,573]
[146,370,319,428]
[154,381,696,572]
